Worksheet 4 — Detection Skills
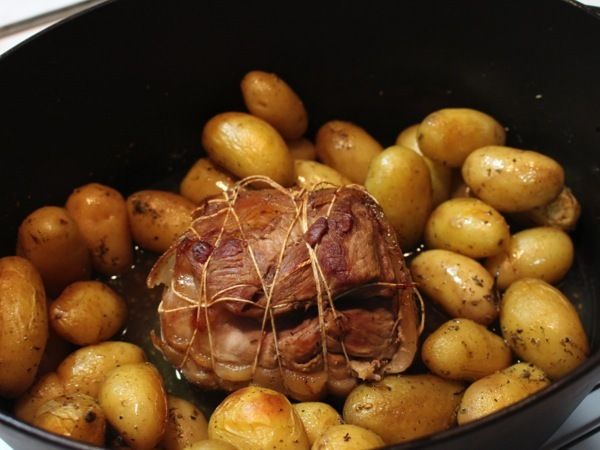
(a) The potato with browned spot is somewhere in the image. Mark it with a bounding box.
[396,124,452,207]
[462,145,564,212]
[343,374,464,444]
[49,280,127,346]
[180,158,237,205]
[127,190,195,254]
[288,137,317,160]
[0,256,48,397]
[365,145,432,249]
[184,440,238,450]
[32,393,106,446]
[162,395,209,450]
[202,112,295,186]
[57,341,146,398]
[17,206,91,295]
[99,362,168,450]
[511,187,581,231]
[422,319,512,382]
[410,249,498,325]
[457,363,550,425]
[294,160,351,190]
[424,197,510,259]
[500,279,589,379]
[14,372,65,424]
[241,70,308,140]
[315,120,383,184]
[66,183,133,275]
[208,386,309,450]
[485,227,574,290]
[311,424,384,450]
[417,108,505,167]
[293,401,343,445]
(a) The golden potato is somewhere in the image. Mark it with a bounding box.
[462,145,565,212]
[184,440,238,450]
[315,120,383,184]
[343,374,464,444]
[417,108,505,167]
[293,401,343,445]
[500,279,589,379]
[208,386,309,450]
[294,160,351,190]
[180,158,237,205]
[424,197,510,259]
[288,138,317,160]
[14,372,65,424]
[202,112,294,186]
[241,70,308,140]
[162,395,209,450]
[396,124,452,207]
[364,145,432,249]
[512,187,581,231]
[127,190,195,253]
[66,183,133,274]
[457,363,550,425]
[99,362,168,450]
[57,341,146,398]
[422,319,512,382]
[49,280,127,346]
[311,424,384,450]
[0,256,48,397]
[485,227,574,290]
[16,206,91,295]
[32,393,106,446]
[410,250,498,325]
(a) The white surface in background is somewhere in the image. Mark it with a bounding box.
[0,0,85,27]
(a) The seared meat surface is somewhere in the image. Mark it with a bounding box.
[148,177,419,400]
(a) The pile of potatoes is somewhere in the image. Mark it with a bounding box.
[0,69,590,450]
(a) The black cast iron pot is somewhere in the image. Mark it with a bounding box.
[1,0,599,448]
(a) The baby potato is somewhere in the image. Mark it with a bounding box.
[49,280,127,346]
[162,395,209,450]
[462,145,565,212]
[202,112,295,186]
[365,145,432,249]
[422,319,512,382]
[457,362,550,425]
[485,227,574,290]
[184,440,238,450]
[14,372,65,424]
[127,190,195,254]
[293,401,343,445]
[396,124,452,207]
[311,424,384,450]
[410,250,498,325]
[16,206,91,295]
[512,187,581,231]
[32,393,106,446]
[417,108,505,168]
[66,183,133,275]
[241,70,308,140]
[99,362,168,450]
[0,256,48,397]
[315,120,383,184]
[208,386,309,450]
[294,160,351,190]
[424,198,510,259]
[57,341,146,398]
[180,158,237,205]
[288,138,317,160]
[343,374,464,444]
[500,279,589,379]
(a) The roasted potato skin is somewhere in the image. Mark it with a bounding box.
[500,278,589,379]
[0,256,48,397]
[180,158,237,205]
[16,206,91,295]
[49,280,127,346]
[66,182,133,274]
[241,70,308,140]
[343,374,464,444]
[127,190,195,254]
[293,401,343,445]
[512,186,580,231]
[162,395,209,450]
[14,372,65,424]
[311,424,385,450]
[462,145,564,212]
[294,159,351,190]
[288,138,317,160]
